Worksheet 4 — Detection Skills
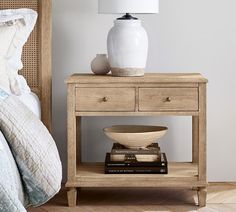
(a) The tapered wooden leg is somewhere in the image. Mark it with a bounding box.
[67,187,77,207]
[197,187,207,207]
[197,84,207,207]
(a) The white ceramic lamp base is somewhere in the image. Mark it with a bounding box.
[107,19,148,77]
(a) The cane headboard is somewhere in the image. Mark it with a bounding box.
[0,0,52,131]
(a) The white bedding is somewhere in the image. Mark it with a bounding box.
[0,88,61,210]
[17,92,41,119]
[0,131,28,211]
[0,9,37,95]
[0,92,41,210]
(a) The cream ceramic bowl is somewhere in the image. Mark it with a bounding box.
[103,125,168,149]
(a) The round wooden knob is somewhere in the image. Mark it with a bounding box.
[102,97,108,102]
[165,97,171,102]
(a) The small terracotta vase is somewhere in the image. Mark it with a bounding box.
[91,54,110,75]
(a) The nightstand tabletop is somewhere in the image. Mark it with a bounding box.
[65,73,208,84]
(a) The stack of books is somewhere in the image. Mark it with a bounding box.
[105,143,168,174]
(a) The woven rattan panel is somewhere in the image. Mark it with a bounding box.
[0,0,39,89]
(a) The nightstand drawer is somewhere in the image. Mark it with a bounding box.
[139,88,198,111]
[75,87,135,111]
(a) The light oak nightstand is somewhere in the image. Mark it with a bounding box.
[65,73,208,207]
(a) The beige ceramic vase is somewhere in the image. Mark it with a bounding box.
[91,54,110,75]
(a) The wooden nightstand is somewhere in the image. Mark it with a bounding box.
[65,73,208,207]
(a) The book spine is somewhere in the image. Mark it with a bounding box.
[106,162,167,167]
[111,149,160,154]
[105,168,168,174]
[107,153,166,166]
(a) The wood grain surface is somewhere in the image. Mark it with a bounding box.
[66,73,208,84]
[28,183,236,212]
[66,73,208,207]
[139,88,199,111]
[75,87,135,112]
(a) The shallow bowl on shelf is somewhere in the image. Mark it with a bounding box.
[103,125,168,149]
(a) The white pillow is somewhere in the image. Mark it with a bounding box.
[17,92,41,119]
[0,22,18,93]
[0,9,37,95]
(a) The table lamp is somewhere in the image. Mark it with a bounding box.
[99,0,159,77]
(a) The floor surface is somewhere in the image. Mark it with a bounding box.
[28,183,236,212]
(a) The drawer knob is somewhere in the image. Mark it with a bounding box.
[102,97,108,102]
[165,97,171,102]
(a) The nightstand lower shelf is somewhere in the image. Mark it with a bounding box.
[66,162,206,188]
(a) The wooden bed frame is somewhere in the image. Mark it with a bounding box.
[0,0,52,131]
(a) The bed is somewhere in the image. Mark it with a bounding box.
[0,1,61,211]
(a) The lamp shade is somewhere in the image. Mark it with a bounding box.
[98,0,159,14]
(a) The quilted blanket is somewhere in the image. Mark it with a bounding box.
[0,89,62,211]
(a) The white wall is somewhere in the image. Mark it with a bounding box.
[52,0,236,182]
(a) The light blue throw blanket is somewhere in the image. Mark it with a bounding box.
[0,132,28,212]
[0,89,62,211]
